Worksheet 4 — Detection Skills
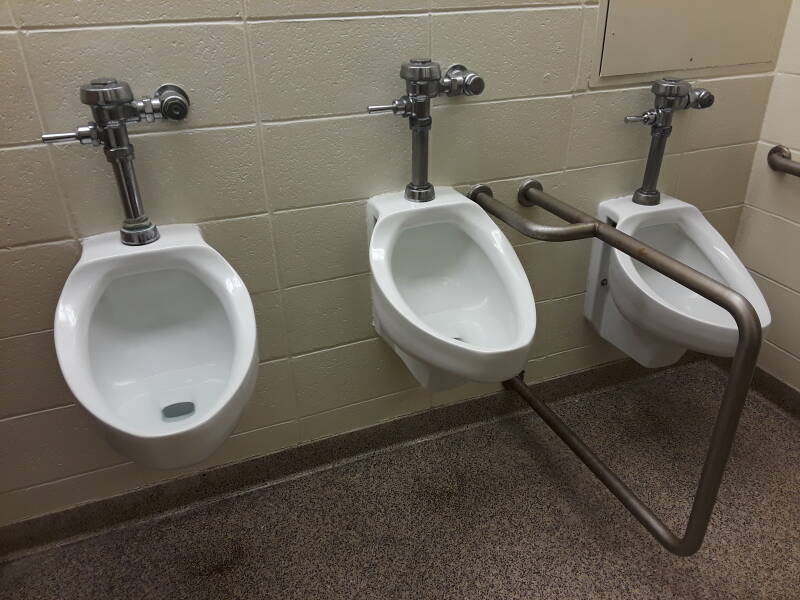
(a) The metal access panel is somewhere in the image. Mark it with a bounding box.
[600,0,790,77]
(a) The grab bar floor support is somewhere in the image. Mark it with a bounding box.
[469,181,762,556]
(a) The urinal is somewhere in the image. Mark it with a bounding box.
[368,187,536,391]
[585,194,771,367]
[54,225,258,469]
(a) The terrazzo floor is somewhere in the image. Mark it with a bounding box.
[1,360,799,599]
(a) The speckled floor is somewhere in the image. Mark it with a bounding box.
[2,360,799,599]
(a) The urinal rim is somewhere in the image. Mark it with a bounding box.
[369,196,536,357]
[608,200,770,336]
[54,225,258,440]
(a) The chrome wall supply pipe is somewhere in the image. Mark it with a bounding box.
[368,60,484,202]
[42,79,190,245]
[624,78,714,205]
[468,181,761,556]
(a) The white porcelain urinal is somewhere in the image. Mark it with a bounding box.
[585,194,771,367]
[54,225,257,469]
[368,187,536,391]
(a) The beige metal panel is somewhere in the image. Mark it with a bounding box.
[600,0,789,77]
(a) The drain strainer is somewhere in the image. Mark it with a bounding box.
[162,401,195,420]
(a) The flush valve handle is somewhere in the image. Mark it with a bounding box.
[624,110,659,126]
[367,98,410,116]
[42,124,101,145]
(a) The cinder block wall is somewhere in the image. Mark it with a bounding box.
[0,0,782,525]
[736,0,800,394]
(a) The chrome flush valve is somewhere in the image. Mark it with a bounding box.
[42,80,190,144]
[41,78,190,245]
[624,78,714,128]
[624,78,714,205]
[367,59,485,202]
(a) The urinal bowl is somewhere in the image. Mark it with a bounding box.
[55,225,258,469]
[585,195,771,368]
[368,187,536,391]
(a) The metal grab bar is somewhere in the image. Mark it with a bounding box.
[767,145,800,178]
[468,180,762,556]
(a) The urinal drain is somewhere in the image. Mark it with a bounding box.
[162,401,195,420]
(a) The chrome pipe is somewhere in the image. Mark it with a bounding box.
[101,121,158,245]
[110,157,144,221]
[103,124,144,221]
[410,127,429,188]
[406,127,434,201]
[634,126,671,205]
[469,181,762,556]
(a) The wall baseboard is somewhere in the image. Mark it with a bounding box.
[2,353,795,562]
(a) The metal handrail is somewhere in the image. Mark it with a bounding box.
[767,145,800,178]
[468,180,762,556]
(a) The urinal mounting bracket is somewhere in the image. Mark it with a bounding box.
[368,60,485,202]
[42,78,191,245]
[624,78,714,206]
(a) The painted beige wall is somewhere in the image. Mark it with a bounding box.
[736,0,800,393]
[0,0,781,526]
